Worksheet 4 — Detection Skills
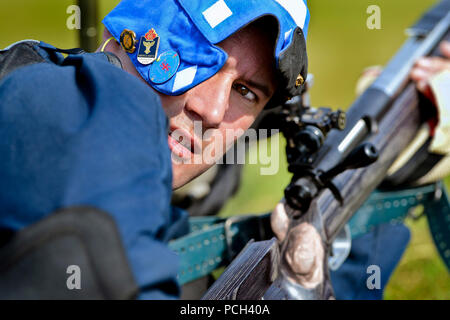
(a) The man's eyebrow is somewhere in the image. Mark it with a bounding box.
[245,79,272,98]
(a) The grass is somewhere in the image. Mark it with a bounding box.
[0,0,448,299]
[385,216,450,299]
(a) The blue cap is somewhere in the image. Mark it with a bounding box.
[103,0,310,104]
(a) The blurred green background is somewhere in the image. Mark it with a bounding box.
[0,0,448,299]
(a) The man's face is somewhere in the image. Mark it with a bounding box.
[157,24,277,189]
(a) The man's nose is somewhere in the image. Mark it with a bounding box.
[185,74,231,129]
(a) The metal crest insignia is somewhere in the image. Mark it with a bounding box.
[137,28,160,65]
[120,29,137,54]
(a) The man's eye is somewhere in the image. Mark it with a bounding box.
[233,84,256,102]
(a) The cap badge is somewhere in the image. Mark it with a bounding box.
[149,50,180,84]
[120,29,137,54]
[137,28,160,65]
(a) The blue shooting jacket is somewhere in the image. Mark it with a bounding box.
[0,42,188,299]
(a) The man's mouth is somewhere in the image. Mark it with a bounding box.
[167,126,200,160]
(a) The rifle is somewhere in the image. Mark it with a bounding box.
[203,0,450,300]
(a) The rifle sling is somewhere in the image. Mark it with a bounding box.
[346,181,450,270]
[173,182,450,285]
[169,213,273,285]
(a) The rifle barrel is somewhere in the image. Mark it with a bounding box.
[314,7,450,173]
[323,84,421,241]
[372,11,450,98]
[309,5,450,241]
